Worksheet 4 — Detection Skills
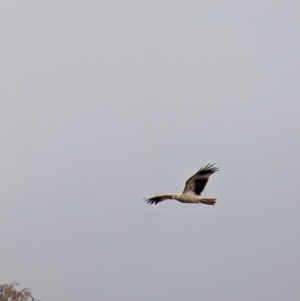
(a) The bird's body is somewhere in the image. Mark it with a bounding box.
[145,163,219,206]
[173,193,217,205]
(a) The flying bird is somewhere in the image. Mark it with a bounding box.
[145,163,219,205]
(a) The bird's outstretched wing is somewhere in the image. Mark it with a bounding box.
[182,163,219,195]
[144,194,173,205]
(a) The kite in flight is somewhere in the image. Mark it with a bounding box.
[145,163,219,205]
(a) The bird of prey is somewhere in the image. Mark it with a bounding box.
[145,163,219,205]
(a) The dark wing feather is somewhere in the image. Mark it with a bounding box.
[193,179,209,195]
[183,163,219,195]
[144,194,173,205]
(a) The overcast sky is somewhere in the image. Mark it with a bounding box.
[1,1,300,300]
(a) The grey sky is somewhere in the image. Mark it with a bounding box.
[1,1,300,300]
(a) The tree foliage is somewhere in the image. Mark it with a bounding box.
[0,282,38,301]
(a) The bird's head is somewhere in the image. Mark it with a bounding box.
[172,194,180,200]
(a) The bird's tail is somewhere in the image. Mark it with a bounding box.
[199,198,217,205]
